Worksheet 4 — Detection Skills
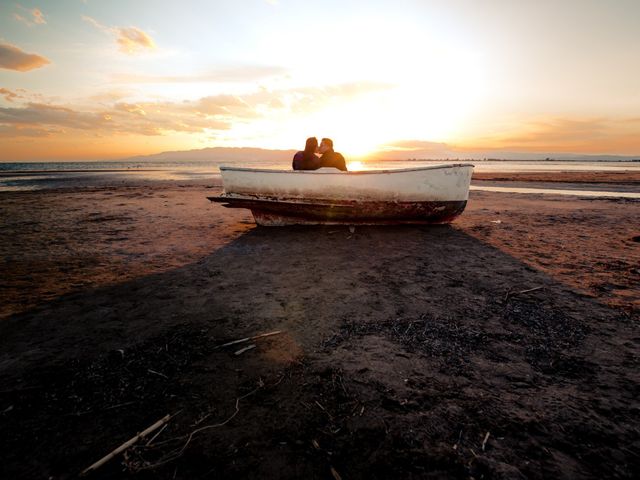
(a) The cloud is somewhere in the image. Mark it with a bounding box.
[115,27,156,54]
[195,95,250,115]
[82,15,156,54]
[0,96,234,138]
[0,88,22,102]
[499,118,609,145]
[111,65,288,84]
[13,7,46,26]
[0,81,396,142]
[13,13,31,26]
[0,125,60,138]
[239,81,394,114]
[382,140,450,151]
[31,8,46,24]
[0,102,111,130]
[81,14,104,30]
[0,42,50,71]
[458,117,640,155]
[373,140,454,159]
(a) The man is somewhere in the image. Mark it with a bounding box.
[318,138,347,171]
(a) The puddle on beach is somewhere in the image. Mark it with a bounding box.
[0,170,220,192]
[470,185,640,199]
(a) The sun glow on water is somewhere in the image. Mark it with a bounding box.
[347,160,365,171]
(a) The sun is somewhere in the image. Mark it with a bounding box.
[346,160,365,171]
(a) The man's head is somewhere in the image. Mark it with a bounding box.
[319,138,334,154]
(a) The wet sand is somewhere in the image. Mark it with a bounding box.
[0,177,639,479]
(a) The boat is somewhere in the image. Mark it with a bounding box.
[208,163,474,226]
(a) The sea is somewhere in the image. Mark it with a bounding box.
[1,159,639,197]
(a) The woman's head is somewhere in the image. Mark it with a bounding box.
[304,137,318,153]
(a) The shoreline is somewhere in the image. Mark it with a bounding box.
[1,169,639,194]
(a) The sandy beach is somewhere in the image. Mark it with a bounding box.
[1,175,639,478]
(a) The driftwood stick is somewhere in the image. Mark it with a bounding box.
[505,286,544,302]
[482,431,490,451]
[147,369,168,379]
[145,423,168,447]
[234,344,256,356]
[80,414,172,476]
[215,330,284,349]
[516,286,544,295]
[330,466,343,480]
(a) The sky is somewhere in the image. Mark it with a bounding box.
[1,0,639,161]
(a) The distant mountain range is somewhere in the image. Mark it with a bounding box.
[123,146,640,163]
[125,147,297,163]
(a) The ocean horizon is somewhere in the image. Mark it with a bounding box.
[1,158,640,193]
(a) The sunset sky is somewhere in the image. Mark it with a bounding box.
[1,0,639,161]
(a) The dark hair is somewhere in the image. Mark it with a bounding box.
[321,138,333,149]
[304,137,318,154]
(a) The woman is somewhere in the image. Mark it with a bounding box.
[292,137,321,170]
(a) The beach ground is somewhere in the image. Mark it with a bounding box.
[0,177,638,479]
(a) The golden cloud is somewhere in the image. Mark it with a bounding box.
[0,88,22,102]
[195,95,250,115]
[0,43,50,72]
[0,81,396,147]
[82,15,156,55]
[0,96,234,138]
[116,27,156,54]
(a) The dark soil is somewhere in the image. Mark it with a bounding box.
[1,185,639,479]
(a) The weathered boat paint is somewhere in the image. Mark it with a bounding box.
[209,164,474,226]
[209,196,467,226]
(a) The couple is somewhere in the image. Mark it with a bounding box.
[292,137,347,171]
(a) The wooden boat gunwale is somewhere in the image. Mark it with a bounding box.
[219,163,475,175]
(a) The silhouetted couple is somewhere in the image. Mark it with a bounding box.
[292,137,347,171]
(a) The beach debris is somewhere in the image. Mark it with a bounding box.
[234,344,256,356]
[80,413,174,476]
[330,466,343,480]
[517,286,545,295]
[504,285,544,302]
[147,369,168,379]
[453,429,463,450]
[142,381,266,469]
[349,225,355,234]
[145,424,168,447]
[214,330,284,350]
[490,220,502,224]
[315,400,333,420]
[482,431,490,451]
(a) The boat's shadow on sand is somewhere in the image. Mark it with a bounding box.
[1,225,638,479]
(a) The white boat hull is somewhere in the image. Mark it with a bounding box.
[210,164,474,226]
